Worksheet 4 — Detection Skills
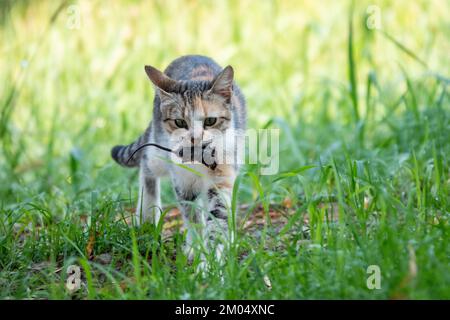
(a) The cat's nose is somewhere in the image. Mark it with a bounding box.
[190,136,205,145]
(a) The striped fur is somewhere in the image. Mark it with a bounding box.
[111,124,151,167]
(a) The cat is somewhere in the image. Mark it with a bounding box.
[111,55,246,261]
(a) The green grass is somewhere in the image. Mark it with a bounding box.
[0,0,449,299]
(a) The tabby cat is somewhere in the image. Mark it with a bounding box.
[111,55,246,260]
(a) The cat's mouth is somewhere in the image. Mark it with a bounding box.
[127,140,217,170]
[175,140,217,170]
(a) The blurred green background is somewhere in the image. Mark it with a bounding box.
[0,0,449,299]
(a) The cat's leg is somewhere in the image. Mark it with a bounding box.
[136,161,161,225]
[204,167,236,262]
[173,184,201,261]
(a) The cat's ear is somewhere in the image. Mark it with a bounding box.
[144,65,176,100]
[210,65,234,101]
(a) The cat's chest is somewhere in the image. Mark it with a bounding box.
[170,164,212,194]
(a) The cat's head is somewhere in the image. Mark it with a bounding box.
[144,65,234,149]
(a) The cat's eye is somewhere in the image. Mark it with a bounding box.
[174,119,188,129]
[204,117,217,127]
